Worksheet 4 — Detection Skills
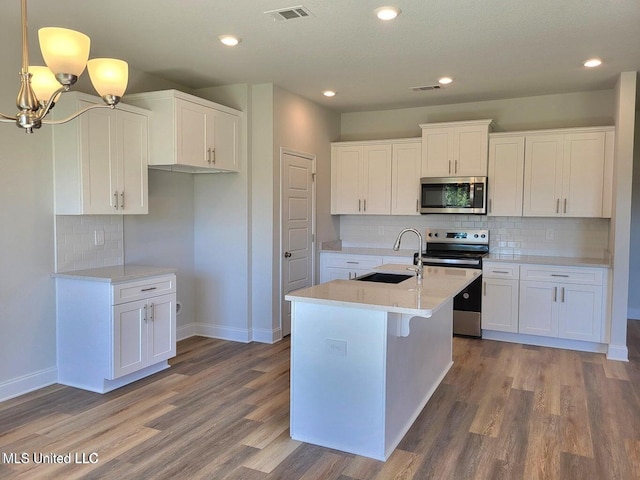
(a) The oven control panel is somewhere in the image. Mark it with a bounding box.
[425,229,489,244]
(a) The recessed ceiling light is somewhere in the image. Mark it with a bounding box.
[583,58,602,68]
[374,6,401,21]
[438,77,453,85]
[323,90,336,97]
[219,35,241,47]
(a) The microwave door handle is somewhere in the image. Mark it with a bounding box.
[469,183,474,207]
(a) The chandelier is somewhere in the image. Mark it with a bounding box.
[0,0,129,133]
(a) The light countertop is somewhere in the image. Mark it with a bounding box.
[485,253,610,268]
[320,246,416,257]
[52,265,177,283]
[286,264,480,317]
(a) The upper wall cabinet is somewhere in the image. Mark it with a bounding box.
[125,90,241,173]
[53,92,149,215]
[331,139,421,215]
[487,135,525,216]
[419,120,493,177]
[523,127,614,218]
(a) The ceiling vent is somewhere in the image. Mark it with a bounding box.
[410,85,442,92]
[265,6,314,21]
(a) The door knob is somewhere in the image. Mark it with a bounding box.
[284,252,292,258]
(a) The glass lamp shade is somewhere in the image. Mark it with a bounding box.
[87,58,128,98]
[29,66,60,102]
[38,27,90,77]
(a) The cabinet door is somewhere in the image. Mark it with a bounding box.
[482,278,519,333]
[81,104,119,214]
[117,110,149,214]
[488,136,524,216]
[523,134,564,216]
[176,100,209,167]
[391,142,422,215]
[558,284,603,342]
[211,109,240,172]
[518,281,558,337]
[454,125,489,176]
[362,144,392,214]
[112,299,148,379]
[421,127,453,177]
[562,132,605,217]
[332,146,362,214]
[147,294,177,364]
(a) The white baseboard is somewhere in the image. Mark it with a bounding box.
[0,367,58,403]
[607,344,629,362]
[482,330,608,354]
[178,322,251,343]
[252,327,283,344]
[177,323,197,341]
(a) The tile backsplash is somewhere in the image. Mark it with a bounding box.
[55,215,124,272]
[339,215,610,258]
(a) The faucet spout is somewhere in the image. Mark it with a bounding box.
[393,228,424,279]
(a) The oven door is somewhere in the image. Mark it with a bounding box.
[453,275,482,337]
[420,176,486,214]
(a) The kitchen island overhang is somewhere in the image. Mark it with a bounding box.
[285,266,480,461]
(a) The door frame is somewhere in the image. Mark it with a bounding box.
[279,147,317,338]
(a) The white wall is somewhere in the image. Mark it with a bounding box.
[628,108,640,320]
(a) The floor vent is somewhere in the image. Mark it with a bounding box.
[265,6,314,21]
[410,85,442,92]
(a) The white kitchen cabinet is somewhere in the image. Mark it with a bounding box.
[56,270,177,393]
[523,128,614,217]
[125,89,241,173]
[487,135,525,216]
[482,262,519,333]
[518,265,604,342]
[53,93,149,215]
[391,141,422,215]
[331,143,392,214]
[420,120,493,177]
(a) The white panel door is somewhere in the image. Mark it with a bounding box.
[482,278,519,333]
[558,284,603,342]
[523,134,564,216]
[148,294,177,363]
[454,125,489,176]
[112,299,148,379]
[518,281,558,337]
[176,100,208,167]
[332,146,362,214]
[363,144,392,214]
[118,110,148,214]
[211,109,240,172]
[488,136,525,216]
[282,152,314,336]
[421,127,452,177]
[562,132,605,217]
[391,142,422,215]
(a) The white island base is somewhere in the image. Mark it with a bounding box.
[290,299,453,461]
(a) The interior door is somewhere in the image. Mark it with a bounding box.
[282,151,315,337]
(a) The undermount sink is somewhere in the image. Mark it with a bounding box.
[355,272,413,284]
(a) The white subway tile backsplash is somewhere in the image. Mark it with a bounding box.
[339,215,610,258]
[55,215,124,272]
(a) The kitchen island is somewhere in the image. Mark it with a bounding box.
[285,265,480,461]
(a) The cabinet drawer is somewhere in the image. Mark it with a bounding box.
[482,263,519,279]
[322,254,383,269]
[112,275,177,305]
[519,265,603,285]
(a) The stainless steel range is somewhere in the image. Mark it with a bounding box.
[414,228,489,337]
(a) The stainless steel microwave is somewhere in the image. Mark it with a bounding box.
[420,176,487,214]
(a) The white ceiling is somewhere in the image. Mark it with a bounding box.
[1,0,639,112]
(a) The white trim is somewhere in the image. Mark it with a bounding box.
[177,323,198,341]
[252,327,283,344]
[627,308,640,320]
[0,367,58,402]
[607,344,629,362]
[279,148,317,338]
[192,323,251,343]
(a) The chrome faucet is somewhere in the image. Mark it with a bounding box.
[393,228,424,279]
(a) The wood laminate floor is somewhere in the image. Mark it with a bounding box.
[2,322,640,479]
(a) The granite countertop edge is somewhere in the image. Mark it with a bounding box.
[52,265,178,283]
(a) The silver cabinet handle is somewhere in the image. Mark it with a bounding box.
[448,160,452,175]
[553,286,557,302]
[348,272,352,280]
[211,148,216,165]
[551,274,569,278]
[284,251,292,258]
[120,191,125,210]
[114,191,119,210]
[556,199,560,214]
[149,303,155,321]
[492,270,510,274]
[358,199,361,212]
[364,199,367,212]
[454,160,458,174]
[207,147,211,164]
[561,287,565,303]
[416,199,419,212]
[483,281,486,296]
[564,198,567,214]
[143,304,148,322]
[353,272,358,279]
[489,198,492,213]
[141,287,157,292]
[346,261,360,264]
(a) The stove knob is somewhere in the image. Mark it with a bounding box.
[474,234,479,238]
[481,234,486,238]
[428,233,432,237]
[434,233,439,237]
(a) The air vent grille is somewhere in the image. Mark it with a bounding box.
[265,6,314,21]
[410,85,442,92]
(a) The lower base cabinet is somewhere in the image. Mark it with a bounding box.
[56,273,177,393]
[482,262,607,346]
